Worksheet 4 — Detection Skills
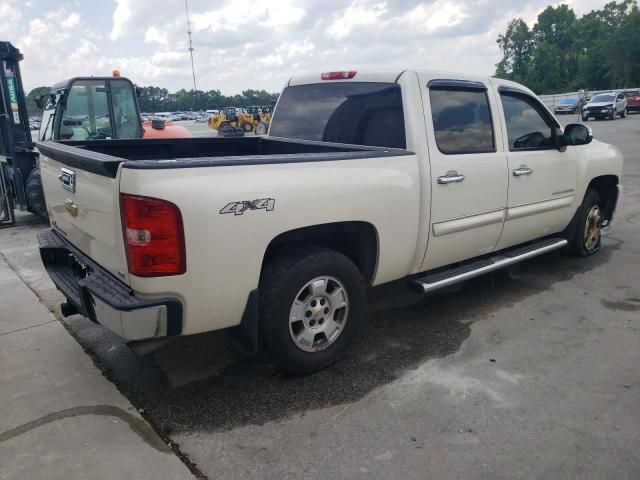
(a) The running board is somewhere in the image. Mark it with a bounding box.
[408,237,568,294]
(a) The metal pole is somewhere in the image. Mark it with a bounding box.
[185,0,197,92]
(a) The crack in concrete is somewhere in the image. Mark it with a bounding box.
[0,319,56,336]
[0,405,172,453]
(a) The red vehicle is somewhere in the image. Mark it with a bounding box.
[625,90,640,113]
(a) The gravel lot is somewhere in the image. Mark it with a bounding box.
[1,114,639,479]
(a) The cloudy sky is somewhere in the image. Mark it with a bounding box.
[3,0,609,95]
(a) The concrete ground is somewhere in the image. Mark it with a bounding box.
[0,115,639,479]
[0,255,193,479]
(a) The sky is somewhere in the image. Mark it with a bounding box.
[3,0,610,95]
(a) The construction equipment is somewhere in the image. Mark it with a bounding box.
[0,41,191,226]
[0,41,41,226]
[208,107,250,136]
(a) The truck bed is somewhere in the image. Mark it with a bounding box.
[37,136,411,177]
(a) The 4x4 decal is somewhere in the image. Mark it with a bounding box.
[220,198,275,216]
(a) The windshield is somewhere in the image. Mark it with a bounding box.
[560,98,577,105]
[590,94,615,103]
[270,82,406,149]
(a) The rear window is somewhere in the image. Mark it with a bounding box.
[625,90,640,97]
[269,82,406,149]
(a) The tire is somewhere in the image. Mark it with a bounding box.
[241,121,253,133]
[259,247,366,375]
[582,114,588,122]
[567,189,602,257]
[621,109,626,118]
[609,110,615,120]
[26,168,48,221]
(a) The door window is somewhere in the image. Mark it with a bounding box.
[429,87,495,154]
[500,93,556,151]
[110,79,142,139]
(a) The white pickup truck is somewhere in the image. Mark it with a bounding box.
[38,70,623,374]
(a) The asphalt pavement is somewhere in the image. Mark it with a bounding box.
[0,114,638,479]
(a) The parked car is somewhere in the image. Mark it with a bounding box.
[554,97,582,114]
[582,92,627,120]
[37,70,622,375]
[624,89,640,113]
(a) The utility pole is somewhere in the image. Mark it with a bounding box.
[185,0,197,92]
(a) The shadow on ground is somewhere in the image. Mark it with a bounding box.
[61,236,620,435]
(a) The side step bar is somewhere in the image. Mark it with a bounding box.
[408,237,568,294]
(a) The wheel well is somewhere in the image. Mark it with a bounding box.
[587,175,619,221]
[262,222,379,284]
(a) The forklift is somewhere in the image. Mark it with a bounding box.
[0,41,42,226]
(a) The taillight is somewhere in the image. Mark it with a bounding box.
[120,194,186,277]
[321,71,357,80]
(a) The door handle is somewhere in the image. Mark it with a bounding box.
[437,170,465,184]
[513,166,533,177]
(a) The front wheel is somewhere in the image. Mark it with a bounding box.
[582,114,588,121]
[259,247,365,375]
[567,189,603,257]
[26,168,48,221]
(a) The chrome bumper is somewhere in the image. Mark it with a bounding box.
[38,229,183,341]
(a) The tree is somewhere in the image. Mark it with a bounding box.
[495,1,640,94]
[496,18,533,82]
[25,86,50,116]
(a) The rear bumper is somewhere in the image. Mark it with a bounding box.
[38,229,183,341]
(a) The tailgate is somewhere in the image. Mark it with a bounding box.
[38,142,129,284]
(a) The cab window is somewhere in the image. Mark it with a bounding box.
[60,80,112,140]
[500,92,556,151]
[111,79,142,139]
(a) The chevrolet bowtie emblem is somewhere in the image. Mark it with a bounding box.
[64,199,78,217]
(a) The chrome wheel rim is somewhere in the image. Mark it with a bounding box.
[584,205,602,252]
[289,276,349,352]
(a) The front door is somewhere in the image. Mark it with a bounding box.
[418,77,508,271]
[494,86,578,250]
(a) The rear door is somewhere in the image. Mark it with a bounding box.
[494,85,578,250]
[418,76,508,271]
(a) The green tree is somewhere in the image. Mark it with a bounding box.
[496,18,533,82]
[495,1,640,93]
[25,86,50,116]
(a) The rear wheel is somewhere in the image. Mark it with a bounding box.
[241,121,253,133]
[567,189,602,257]
[621,108,627,118]
[259,247,365,375]
[26,168,48,221]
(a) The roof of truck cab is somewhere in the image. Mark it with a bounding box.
[287,69,535,95]
[51,76,136,91]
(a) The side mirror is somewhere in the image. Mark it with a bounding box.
[34,95,44,109]
[564,123,593,146]
[135,86,142,98]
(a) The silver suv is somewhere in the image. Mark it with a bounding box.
[582,92,627,121]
